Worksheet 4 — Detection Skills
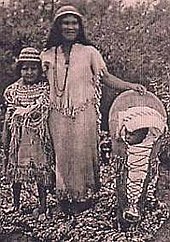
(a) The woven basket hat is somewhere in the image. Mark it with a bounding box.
[18,47,41,62]
[54,5,83,22]
[109,90,167,139]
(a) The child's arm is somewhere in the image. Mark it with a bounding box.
[23,83,50,127]
[11,83,50,122]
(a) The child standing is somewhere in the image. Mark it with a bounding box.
[2,47,55,216]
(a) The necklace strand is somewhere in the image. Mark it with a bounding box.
[53,47,69,97]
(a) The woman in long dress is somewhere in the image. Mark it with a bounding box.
[41,5,146,212]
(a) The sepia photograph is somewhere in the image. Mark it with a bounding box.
[0,0,170,241]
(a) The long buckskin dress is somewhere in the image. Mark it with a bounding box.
[41,43,107,200]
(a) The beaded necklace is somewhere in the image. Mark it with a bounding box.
[53,46,70,97]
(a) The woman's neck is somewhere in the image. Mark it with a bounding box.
[61,43,73,65]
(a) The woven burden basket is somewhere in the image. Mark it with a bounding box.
[109,90,167,139]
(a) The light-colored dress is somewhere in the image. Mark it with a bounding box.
[41,43,107,200]
[3,78,54,185]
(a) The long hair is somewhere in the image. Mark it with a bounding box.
[45,14,91,49]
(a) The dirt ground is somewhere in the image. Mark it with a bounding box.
[1,151,170,242]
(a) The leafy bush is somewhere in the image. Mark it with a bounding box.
[1,0,170,123]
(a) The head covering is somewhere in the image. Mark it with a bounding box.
[119,106,167,134]
[118,106,167,143]
[54,5,83,22]
[17,47,41,62]
[109,90,167,140]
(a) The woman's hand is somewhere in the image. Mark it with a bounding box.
[129,83,147,95]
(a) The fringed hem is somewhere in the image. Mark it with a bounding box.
[5,163,54,187]
[0,134,169,241]
[0,147,169,242]
[50,97,97,120]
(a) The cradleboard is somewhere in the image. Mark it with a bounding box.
[109,90,167,141]
[108,90,168,226]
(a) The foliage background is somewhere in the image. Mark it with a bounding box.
[1,0,170,127]
[1,0,170,241]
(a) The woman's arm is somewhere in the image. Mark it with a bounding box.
[103,72,146,95]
